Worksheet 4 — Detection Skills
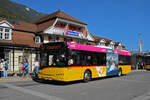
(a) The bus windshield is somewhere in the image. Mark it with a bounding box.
[145,56,150,65]
[41,51,68,67]
[40,42,68,67]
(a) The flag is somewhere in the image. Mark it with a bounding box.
[64,24,69,35]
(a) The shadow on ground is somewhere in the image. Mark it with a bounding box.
[31,75,126,86]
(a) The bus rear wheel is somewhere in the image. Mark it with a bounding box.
[118,69,122,77]
[83,70,91,82]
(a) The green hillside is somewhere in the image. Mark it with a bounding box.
[0,0,46,22]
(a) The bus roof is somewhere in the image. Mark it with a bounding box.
[67,42,131,56]
[40,42,131,56]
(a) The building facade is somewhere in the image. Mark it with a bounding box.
[0,10,126,73]
[0,18,40,73]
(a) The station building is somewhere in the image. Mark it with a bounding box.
[0,10,125,73]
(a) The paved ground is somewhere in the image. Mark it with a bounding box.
[0,70,150,100]
[0,76,32,82]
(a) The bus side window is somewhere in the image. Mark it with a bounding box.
[87,55,92,66]
[76,55,80,65]
[93,55,98,65]
[41,53,48,66]
[80,54,86,66]
[68,58,73,65]
[119,55,131,65]
[49,55,53,66]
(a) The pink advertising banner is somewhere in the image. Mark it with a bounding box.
[67,42,131,56]
[118,50,131,56]
[67,42,106,53]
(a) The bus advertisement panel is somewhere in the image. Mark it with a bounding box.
[106,49,118,76]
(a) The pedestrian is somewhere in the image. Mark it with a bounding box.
[22,59,29,77]
[3,59,9,77]
[33,59,40,78]
[0,58,2,77]
[0,59,5,77]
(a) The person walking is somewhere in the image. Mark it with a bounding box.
[0,59,5,77]
[0,59,2,77]
[3,59,9,77]
[22,59,29,77]
[33,59,40,78]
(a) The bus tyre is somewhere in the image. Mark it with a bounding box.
[83,70,91,82]
[118,69,122,77]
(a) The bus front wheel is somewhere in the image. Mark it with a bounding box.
[83,70,92,82]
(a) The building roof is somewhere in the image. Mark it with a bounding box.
[114,42,122,46]
[122,45,126,50]
[0,17,6,22]
[33,10,87,25]
[37,19,56,32]
[13,21,38,32]
[0,13,127,49]
[12,30,40,48]
[0,17,38,32]
[93,36,112,43]
[93,35,126,50]
[0,18,40,48]
[0,30,40,48]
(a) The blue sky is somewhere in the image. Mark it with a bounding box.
[11,0,150,52]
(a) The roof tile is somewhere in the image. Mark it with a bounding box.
[12,30,40,47]
[0,17,38,32]
[33,10,87,25]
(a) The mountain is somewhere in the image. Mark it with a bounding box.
[0,0,46,22]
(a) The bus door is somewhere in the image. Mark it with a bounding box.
[106,49,118,76]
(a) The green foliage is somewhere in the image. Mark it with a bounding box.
[0,0,46,22]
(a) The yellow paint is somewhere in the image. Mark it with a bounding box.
[145,65,150,70]
[38,67,65,81]
[38,65,131,82]
[118,65,131,74]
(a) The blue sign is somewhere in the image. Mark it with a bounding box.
[68,31,79,36]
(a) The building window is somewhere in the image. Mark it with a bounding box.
[117,46,122,50]
[0,28,3,39]
[56,37,59,42]
[0,27,11,40]
[109,42,114,49]
[55,22,66,28]
[67,38,73,42]
[99,39,106,46]
[51,36,56,42]
[117,43,122,50]
[48,36,51,42]
[35,36,41,43]
[4,28,10,40]
[18,56,23,63]
[100,43,105,46]
[64,38,66,42]
[100,42,105,46]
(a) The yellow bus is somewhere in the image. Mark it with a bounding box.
[38,42,131,82]
[145,56,150,70]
